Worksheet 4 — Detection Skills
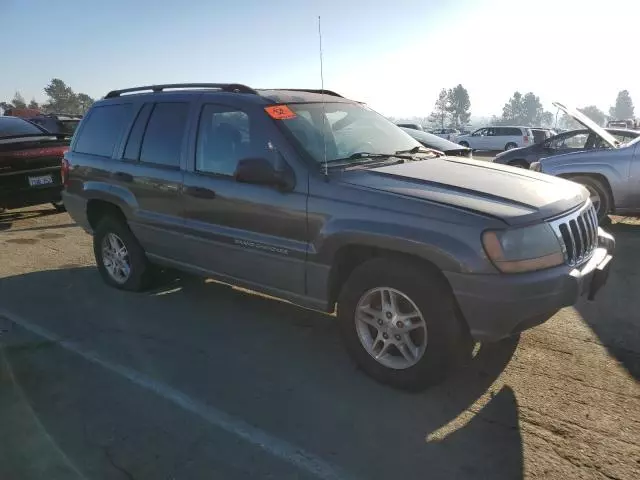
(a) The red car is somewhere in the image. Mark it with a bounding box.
[0,116,71,212]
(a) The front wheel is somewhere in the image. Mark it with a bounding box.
[459,141,470,148]
[337,258,469,391]
[568,175,611,223]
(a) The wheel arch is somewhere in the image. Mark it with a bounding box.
[558,172,615,212]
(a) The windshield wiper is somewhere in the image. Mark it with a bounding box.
[326,152,414,169]
[396,146,445,157]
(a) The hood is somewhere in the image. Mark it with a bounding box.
[340,157,587,226]
[553,101,618,148]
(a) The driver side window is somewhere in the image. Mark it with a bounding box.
[472,128,485,136]
[196,104,270,176]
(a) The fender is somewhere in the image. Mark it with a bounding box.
[312,218,488,274]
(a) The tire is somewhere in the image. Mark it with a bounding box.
[337,257,468,391]
[459,141,470,148]
[93,215,152,291]
[568,175,611,223]
[509,160,529,169]
[504,142,518,151]
[51,201,66,213]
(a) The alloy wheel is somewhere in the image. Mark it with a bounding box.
[101,232,131,284]
[354,287,428,370]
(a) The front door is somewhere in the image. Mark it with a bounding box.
[470,128,489,149]
[181,102,308,295]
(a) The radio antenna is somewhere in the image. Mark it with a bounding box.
[318,15,328,176]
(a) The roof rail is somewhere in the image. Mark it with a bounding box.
[268,88,343,98]
[104,83,258,99]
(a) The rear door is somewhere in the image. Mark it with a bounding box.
[180,101,308,295]
[113,99,193,260]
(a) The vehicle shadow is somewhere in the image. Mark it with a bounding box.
[0,207,60,232]
[0,266,524,479]
[575,220,640,380]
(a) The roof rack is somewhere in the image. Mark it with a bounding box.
[268,88,343,98]
[104,83,258,99]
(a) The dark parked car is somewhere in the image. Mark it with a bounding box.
[0,116,70,211]
[401,127,472,157]
[26,113,82,135]
[531,102,640,222]
[493,128,640,168]
[63,83,614,391]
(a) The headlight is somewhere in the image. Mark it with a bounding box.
[482,223,564,273]
[530,161,541,172]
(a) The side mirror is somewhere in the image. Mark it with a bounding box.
[235,157,295,191]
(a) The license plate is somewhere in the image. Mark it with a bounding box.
[28,175,54,187]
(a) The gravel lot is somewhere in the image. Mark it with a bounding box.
[1,206,639,480]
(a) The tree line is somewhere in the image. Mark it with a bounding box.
[395,87,635,130]
[1,79,95,115]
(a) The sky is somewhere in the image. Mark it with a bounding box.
[2,0,639,119]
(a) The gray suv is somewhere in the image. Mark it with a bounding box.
[62,84,615,390]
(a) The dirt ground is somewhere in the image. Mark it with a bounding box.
[0,206,639,480]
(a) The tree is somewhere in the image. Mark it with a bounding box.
[609,90,634,120]
[540,111,555,128]
[578,105,606,126]
[28,98,39,109]
[501,92,525,124]
[501,91,546,125]
[12,91,26,109]
[446,84,471,129]
[43,78,78,113]
[428,88,451,129]
[76,93,94,113]
[522,92,544,125]
[0,101,14,114]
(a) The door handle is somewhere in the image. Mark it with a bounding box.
[113,171,133,182]
[184,186,216,199]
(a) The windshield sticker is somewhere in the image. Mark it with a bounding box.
[265,105,297,120]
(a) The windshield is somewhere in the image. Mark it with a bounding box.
[279,102,419,164]
[0,116,46,137]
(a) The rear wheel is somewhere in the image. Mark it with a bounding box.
[569,175,611,223]
[505,142,518,151]
[337,258,468,391]
[93,216,152,291]
[509,160,529,169]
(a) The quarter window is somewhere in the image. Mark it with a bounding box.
[74,104,132,157]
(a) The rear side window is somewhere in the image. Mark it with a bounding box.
[139,102,189,167]
[75,104,132,157]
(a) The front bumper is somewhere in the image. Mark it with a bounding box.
[445,228,615,342]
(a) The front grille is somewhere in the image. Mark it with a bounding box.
[549,201,599,266]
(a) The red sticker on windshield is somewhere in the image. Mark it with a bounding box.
[265,105,297,120]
